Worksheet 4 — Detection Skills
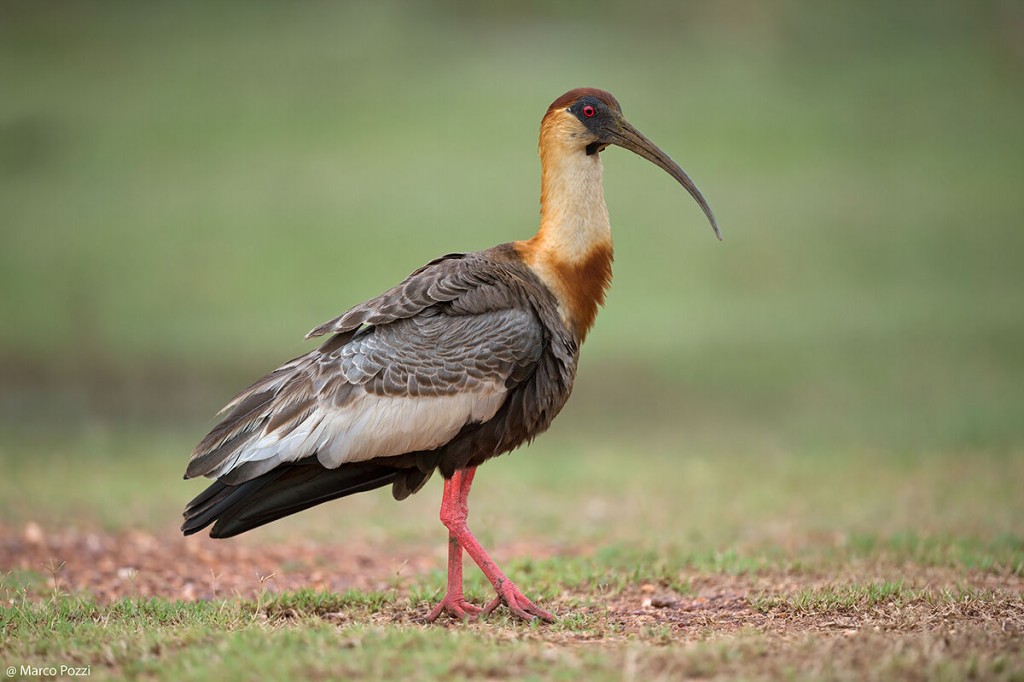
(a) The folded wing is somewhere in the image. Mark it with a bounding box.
[184,253,545,488]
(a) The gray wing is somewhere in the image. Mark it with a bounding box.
[186,253,544,485]
[306,252,485,339]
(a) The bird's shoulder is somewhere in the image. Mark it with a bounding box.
[306,243,553,339]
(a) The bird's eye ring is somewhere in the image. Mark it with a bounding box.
[582,105,596,118]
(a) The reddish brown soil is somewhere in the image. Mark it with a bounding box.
[2,522,1022,643]
[1,522,440,603]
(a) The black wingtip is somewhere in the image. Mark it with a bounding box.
[180,459,402,539]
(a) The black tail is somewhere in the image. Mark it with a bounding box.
[182,457,399,538]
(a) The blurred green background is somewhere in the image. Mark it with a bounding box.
[1,1,1022,539]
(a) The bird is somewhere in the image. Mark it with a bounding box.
[181,87,720,623]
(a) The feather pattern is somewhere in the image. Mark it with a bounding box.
[184,245,578,506]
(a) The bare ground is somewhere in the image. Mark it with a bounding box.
[2,522,433,603]
[3,523,1021,644]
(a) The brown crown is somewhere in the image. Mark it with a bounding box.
[545,88,622,116]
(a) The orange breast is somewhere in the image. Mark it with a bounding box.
[515,240,613,341]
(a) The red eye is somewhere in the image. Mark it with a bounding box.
[582,105,596,117]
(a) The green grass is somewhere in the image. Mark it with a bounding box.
[3,425,1022,557]
[2,0,1023,679]
[750,580,1016,615]
[2,431,1021,679]
[2,593,611,681]
[3,571,1022,681]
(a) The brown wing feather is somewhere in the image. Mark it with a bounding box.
[185,249,546,486]
[305,252,475,339]
[183,244,581,536]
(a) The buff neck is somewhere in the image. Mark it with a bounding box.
[515,109,615,341]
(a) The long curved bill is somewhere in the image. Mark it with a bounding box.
[608,119,722,240]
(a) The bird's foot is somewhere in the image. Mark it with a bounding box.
[424,592,483,622]
[482,580,556,623]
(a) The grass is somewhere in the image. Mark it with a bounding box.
[2,411,1022,679]
[3,567,1022,681]
[3,425,1023,556]
[749,580,1019,616]
[2,0,1023,679]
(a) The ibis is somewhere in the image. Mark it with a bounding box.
[182,88,720,622]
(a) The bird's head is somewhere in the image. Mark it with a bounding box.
[542,88,721,240]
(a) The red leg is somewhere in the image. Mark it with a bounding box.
[434,467,555,623]
[425,470,483,621]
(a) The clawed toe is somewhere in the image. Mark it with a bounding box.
[482,581,556,623]
[425,583,554,624]
[425,594,483,622]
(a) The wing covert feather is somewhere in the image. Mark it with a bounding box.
[187,252,547,485]
[306,253,480,338]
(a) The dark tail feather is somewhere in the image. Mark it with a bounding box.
[182,457,398,538]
